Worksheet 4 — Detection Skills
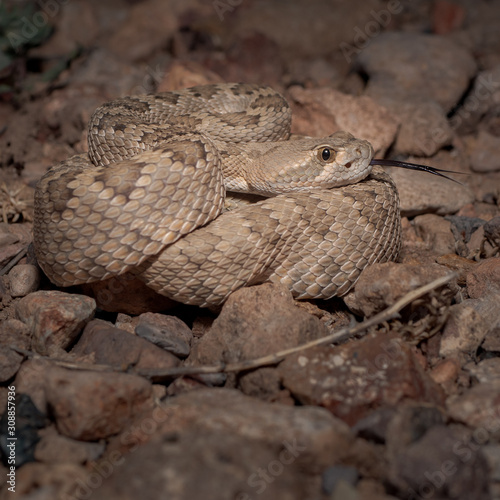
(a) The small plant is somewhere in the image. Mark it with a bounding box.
[0,1,53,94]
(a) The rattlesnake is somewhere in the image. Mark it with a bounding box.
[33,83,401,307]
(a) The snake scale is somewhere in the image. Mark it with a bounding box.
[33,83,401,307]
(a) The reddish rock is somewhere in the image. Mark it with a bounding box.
[0,225,19,248]
[432,0,466,35]
[165,376,209,397]
[11,462,89,499]
[429,359,460,388]
[278,333,445,425]
[31,1,99,57]
[0,345,23,382]
[189,283,327,363]
[0,318,31,350]
[187,283,328,396]
[412,214,456,256]
[206,32,285,86]
[457,204,500,222]
[110,388,353,473]
[45,365,154,441]
[440,299,495,359]
[35,426,105,464]
[15,291,96,355]
[287,56,344,88]
[466,225,486,260]
[436,254,478,286]
[466,257,500,298]
[72,320,180,371]
[14,358,52,413]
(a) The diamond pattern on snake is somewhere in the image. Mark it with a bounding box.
[33,83,401,307]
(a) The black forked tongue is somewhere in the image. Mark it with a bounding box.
[370,158,464,185]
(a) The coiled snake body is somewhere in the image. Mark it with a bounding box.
[34,83,401,307]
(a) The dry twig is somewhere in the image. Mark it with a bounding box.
[140,272,457,382]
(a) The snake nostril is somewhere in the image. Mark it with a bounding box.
[344,161,352,168]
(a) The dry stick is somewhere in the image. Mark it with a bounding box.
[139,272,457,382]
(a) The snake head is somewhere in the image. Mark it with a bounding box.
[223,131,375,196]
[262,131,375,194]
[320,130,374,178]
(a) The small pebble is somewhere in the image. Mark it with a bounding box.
[9,264,41,297]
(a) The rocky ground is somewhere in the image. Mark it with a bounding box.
[0,0,500,498]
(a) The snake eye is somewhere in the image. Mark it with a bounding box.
[318,147,335,163]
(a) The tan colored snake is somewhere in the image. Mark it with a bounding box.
[33,83,402,307]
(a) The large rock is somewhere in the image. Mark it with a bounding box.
[90,430,313,500]
[187,283,328,397]
[358,32,476,112]
[278,332,445,425]
[110,388,353,472]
